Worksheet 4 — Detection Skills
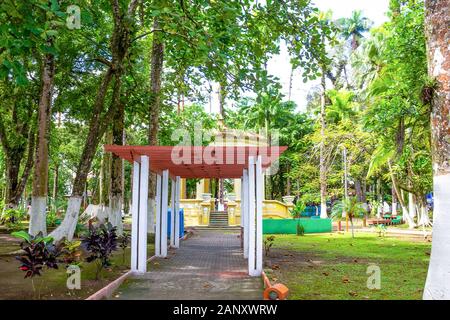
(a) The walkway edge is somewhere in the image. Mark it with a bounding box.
[85,255,157,300]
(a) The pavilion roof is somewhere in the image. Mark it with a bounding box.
[104,145,287,178]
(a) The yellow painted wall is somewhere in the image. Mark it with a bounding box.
[180,199,292,227]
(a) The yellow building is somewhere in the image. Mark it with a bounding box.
[179,126,295,227]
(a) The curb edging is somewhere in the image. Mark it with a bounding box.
[85,255,157,300]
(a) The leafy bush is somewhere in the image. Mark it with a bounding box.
[81,222,118,280]
[12,231,61,278]
[46,210,61,228]
[1,208,27,230]
[118,232,131,264]
[73,214,90,237]
[264,235,275,257]
[11,231,62,296]
[60,240,83,266]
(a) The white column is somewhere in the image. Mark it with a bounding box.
[161,169,169,257]
[255,155,263,275]
[248,156,257,276]
[130,161,140,272]
[243,169,249,258]
[174,176,181,248]
[170,178,176,247]
[155,174,162,257]
[137,155,149,273]
[240,177,244,227]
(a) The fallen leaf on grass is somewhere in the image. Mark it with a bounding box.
[271,265,280,270]
[342,276,350,283]
[322,272,329,276]
[349,291,358,297]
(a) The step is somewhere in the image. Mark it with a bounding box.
[193,226,241,231]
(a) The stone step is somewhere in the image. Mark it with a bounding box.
[192,225,241,231]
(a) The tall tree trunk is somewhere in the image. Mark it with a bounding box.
[392,186,397,216]
[100,131,113,207]
[50,68,114,241]
[50,0,139,242]
[29,49,55,236]
[52,112,61,212]
[376,178,382,218]
[423,0,450,300]
[408,192,417,219]
[319,73,327,218]
[109,73,125,235]
[417,194,432,227]
[147,18,165,234]
[388,161,415,228]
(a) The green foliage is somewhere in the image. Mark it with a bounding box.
[118,232,131,264]
[332,197,365,221]
[60,240,83,267]
[264,235,275,257]
[290,200,306,219]
[81,222,118,280]
[46,210,60,228]
[11,231,61,279]
[296,222,305,236]
[375,224,387,237]
[1,208,27,230]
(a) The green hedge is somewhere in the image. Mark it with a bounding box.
[263,218,332,234]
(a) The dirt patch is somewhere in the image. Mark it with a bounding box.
[265,247,370,270]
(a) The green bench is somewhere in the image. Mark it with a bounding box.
[391,216,403,225]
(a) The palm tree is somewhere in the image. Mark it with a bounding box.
[332,197,365,238]
[325,89,357,123]
[290,200,306,236]
[337,11,373,51]
[240,87,295,199]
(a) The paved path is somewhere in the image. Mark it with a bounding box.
[111,229,263,300]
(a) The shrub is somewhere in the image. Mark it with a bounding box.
[73,214,90,237]
[46,210,61,228]
[1,208,27,230]
[60,240,83,266]
[264,235,275,257]
[118,232,131,264]
[81,222,118,280]
[11,231,62,296]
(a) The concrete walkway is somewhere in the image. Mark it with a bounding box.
[111,229,263,300]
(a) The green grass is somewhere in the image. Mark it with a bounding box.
[265,232,431,300]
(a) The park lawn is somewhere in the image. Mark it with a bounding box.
[264,232,431,300]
